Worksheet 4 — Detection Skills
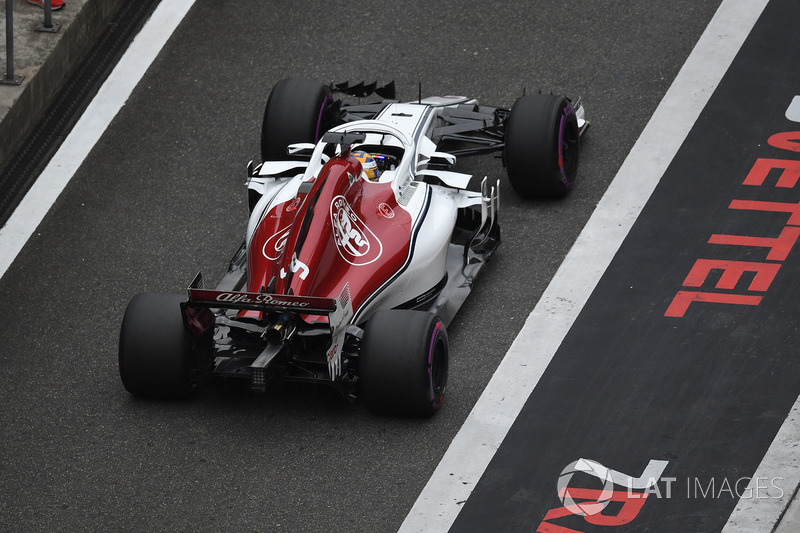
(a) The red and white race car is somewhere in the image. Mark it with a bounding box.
[118,79,588,416]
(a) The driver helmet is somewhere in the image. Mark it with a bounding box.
[351,150,381,182]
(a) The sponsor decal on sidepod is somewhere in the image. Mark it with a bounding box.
[262,226,291,260]
[330,195,383,266]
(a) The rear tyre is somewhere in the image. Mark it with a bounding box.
[119,292,197,400]
[360,310,448,417]
[504,94,580,198]
[261,78,333,161]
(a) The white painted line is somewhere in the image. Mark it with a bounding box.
[722,393,800,532]
[787,95,800,123]
[398,1,770,531]
[0,0,198,281]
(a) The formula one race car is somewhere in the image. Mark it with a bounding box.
[118,79,588,416]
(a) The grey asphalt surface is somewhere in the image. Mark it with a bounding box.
[0,1,723,531]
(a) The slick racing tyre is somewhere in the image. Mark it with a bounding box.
[360,310,448,417]
[504,94,580,198]
[119,292,202,400]
[261,78,334,161]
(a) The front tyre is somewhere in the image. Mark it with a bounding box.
[360,310,449,417]
[260,78,333,161]
[504,94,580,198]
[118,292,200,400]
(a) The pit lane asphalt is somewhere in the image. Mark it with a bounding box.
[0,1,722,531]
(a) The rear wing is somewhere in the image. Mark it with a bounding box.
[186,273,337,314]
[184,273,353,380]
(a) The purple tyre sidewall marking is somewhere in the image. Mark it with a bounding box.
[314,94,332,142]
[428,321,444,408]
[558,106,574,189]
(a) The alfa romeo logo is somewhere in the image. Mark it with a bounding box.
[330,195,383,266]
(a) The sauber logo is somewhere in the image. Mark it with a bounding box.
[285,196,302,212]
[330,195,383,265]
[262,226,291,260]
[377,202,395,219]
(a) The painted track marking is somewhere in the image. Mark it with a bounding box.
[398,1,770,531]
[0,0,198,281]
[2,1,792,530]
[721,80,800,533]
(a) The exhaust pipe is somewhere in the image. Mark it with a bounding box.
[264,315,295,345]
